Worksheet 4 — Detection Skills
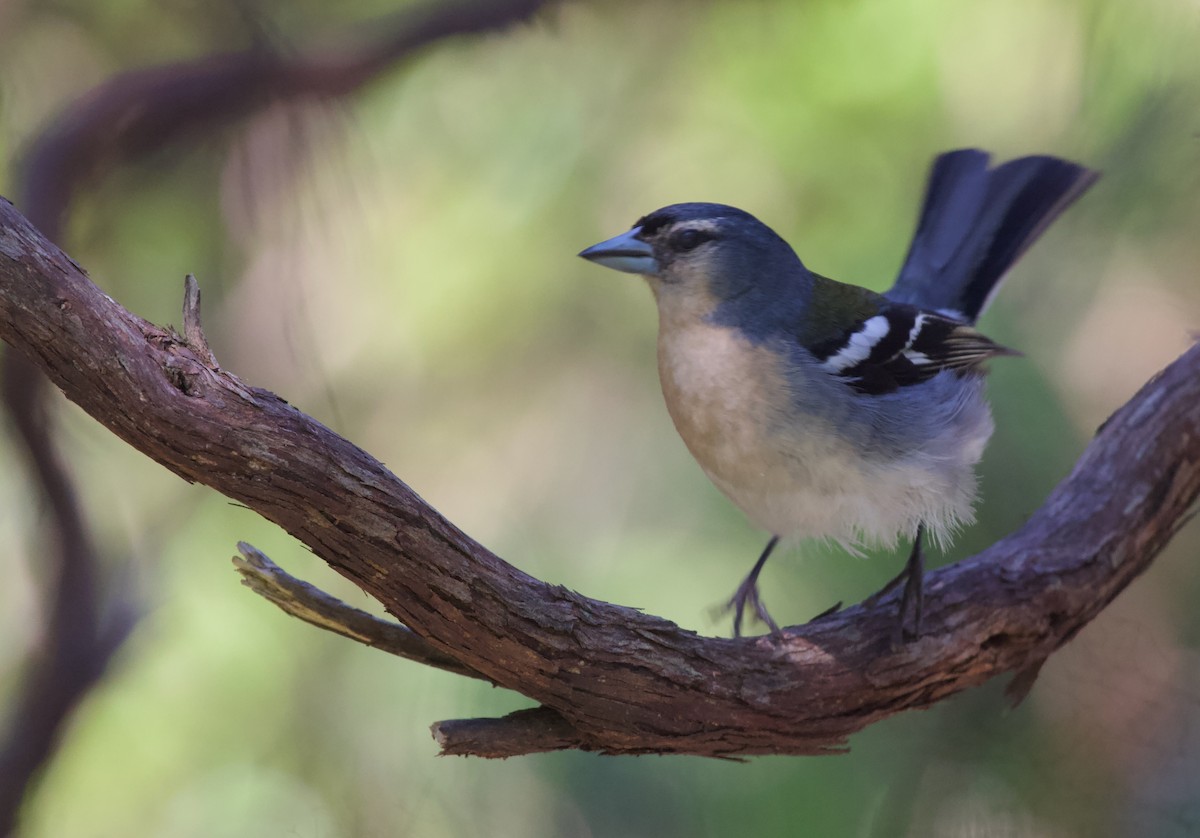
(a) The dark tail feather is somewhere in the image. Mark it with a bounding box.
[887,149,1099,323]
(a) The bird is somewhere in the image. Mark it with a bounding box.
[578,149,1097,639]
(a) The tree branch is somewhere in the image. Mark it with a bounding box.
[1,198,1197,758]
[232,542,489,681]
[432,708,586,758]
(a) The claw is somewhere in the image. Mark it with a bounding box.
[727,577,781,637]
[725,535,782,637]
[811,600,843,621]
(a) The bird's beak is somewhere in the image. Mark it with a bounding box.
[578,227,660,276]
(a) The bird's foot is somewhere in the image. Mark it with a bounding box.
[726,578,781,638]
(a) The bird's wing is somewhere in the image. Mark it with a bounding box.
[802,297,1015,396]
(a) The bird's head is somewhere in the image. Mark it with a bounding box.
[579,203,806,324]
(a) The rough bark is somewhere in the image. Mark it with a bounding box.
[1,197,1197,758]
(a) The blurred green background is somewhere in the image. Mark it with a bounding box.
[2,0,1199,835]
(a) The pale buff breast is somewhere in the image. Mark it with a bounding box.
[655,316,849,537]
[654,310,982,547]
[656,321,787,490]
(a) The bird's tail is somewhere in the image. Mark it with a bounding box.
[886,149,1098,324]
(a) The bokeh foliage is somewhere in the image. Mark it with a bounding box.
[2,0,1199,835]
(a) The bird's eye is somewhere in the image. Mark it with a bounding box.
[669,228,712,252]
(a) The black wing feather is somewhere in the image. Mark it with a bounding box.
[809,303,1014,396]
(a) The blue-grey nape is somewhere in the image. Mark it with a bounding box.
[579,228,659,275]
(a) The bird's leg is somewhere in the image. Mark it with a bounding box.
[863,524,925,642]
[896,526,925,642]
[727,535,781,637]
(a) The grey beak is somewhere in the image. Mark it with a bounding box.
[578,227,660,276]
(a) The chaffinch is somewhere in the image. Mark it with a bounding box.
[579,149,1097,639]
